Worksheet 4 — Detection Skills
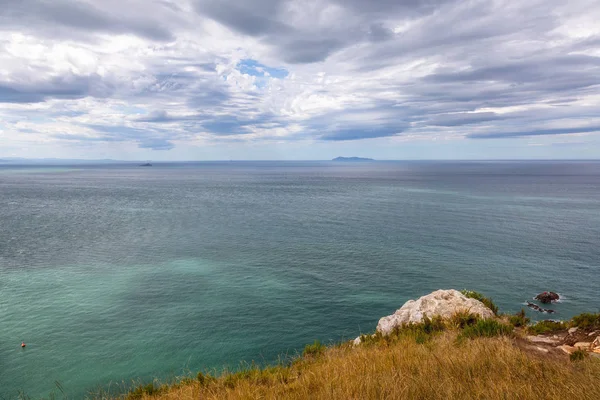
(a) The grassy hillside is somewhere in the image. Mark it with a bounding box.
[115,312,600,400]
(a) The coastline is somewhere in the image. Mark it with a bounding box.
[90,290,600,400]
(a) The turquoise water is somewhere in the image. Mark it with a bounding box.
[1,161,599,398]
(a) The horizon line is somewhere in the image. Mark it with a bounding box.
[2,158,600,163]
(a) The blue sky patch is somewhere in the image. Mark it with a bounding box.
[237,59,289,79]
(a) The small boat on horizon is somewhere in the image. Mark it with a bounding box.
[140,162,152,167]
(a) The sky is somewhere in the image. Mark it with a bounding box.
[1,0,600,160]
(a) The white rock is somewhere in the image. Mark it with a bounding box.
[573,342,592,349]
[568,327,578,334]
[558,345,576,354]
[353,333,377,346]
[527,336,560,344]
[376,289,496,335]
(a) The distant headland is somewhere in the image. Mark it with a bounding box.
[332,157,374,162]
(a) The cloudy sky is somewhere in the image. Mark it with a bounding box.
[1,0,600,160]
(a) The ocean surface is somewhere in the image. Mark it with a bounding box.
[1,161,599,398]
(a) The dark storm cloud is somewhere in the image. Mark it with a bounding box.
[353,0,559,73]
[137,138,175,150]
[195,0,344,64]
[55,131,175,150]
[202,120,252,135]
[321,126,403,141]
[333,0,456,14]
[71,124,178,150]
[187,88,231,108]
[468,126,600,139]
[195,0,290,37]
[279,39,345,64]
[193,0,456,64]
[367,23,394,42]
[0,0,174,41]
[201,113,280,135]
[425,55,600,84]
[0,85,45,103]
[138,110,282,136]
[0,74,111,103]
[427,112,506,126]
[308,104,411,141]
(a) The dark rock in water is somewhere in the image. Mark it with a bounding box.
[535,291,560,304]
[527,301,555,314]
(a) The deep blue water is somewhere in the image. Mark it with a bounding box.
[1,161,599,398]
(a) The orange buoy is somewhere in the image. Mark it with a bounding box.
[21,342,26,348]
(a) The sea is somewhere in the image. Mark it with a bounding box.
[1,161,599,398]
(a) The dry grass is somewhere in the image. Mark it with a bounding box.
[121,331,600,400]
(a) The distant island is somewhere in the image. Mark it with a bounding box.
[332,157,374,162]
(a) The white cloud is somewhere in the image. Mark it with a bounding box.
[0,0,599,159]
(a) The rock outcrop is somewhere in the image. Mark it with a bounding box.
[526,301,555,313]
[375,289,495,335]
[535,291,560,304]
[593,336,600,354]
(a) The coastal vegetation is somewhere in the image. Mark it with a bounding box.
[571,313,600,329]
[459,289,499,315]
[108,308,600,400]
[526,319,568,335]
[507,308,530,327]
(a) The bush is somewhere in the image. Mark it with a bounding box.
[196,372,216,387]
[460,290,499,315]
[527,320,567,335]
[509,309,530,328]
[357,332,383,346]
[459,319,513,340]
[303,340,326,357]
[450,310,480,329]
[126,383,161,399]
[421,314,446,334]
[220,365,291,388]
[570,349,587,362]
[357,315,447,347]
[397,315,446,344]
[570,313,600,329]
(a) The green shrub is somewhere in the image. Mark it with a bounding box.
[357,315,447,347]
[126,383,161,399]
[570,349,587,362]
[508,309,530,328]
[570,313,600,329]
[460,290,499,315]
[527,320,567,335]
[397,315,446,344]
[459,319,513,340]
[357,331,386,346]
[223,373,237,388]
[414,331,430,344]
[450,310,480,329]
[220,365,291,388]
[303,340,326,357]
[222,369,252,388]
[196,372,216,387]
[421,314,446,334]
